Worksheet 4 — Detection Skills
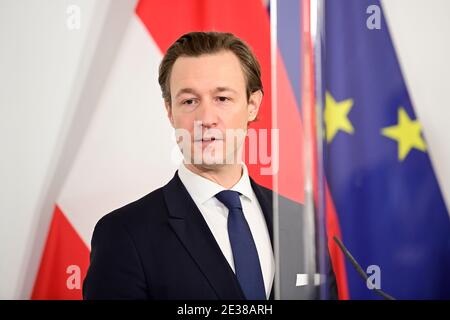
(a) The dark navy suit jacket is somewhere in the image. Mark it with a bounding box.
[83,171,338,300]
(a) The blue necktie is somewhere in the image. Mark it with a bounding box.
[215,190,266,300]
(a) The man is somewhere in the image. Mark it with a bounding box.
[83,32,337,300]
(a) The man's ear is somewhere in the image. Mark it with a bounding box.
[248,90,263,122]
[165,101,175,127]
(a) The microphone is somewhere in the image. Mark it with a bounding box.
[333,236,396,300]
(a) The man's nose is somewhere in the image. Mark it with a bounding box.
[196,102,219,128]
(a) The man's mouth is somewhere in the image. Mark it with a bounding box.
[195,137,222,142]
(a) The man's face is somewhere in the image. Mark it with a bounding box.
[166,50,262,168]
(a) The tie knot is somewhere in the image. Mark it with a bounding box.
[215,190,242,210]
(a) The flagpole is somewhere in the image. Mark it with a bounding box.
[269,0,281,301]
[301,0,318,296]
[311,0,328,300]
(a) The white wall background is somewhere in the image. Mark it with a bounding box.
[0,0,449,299]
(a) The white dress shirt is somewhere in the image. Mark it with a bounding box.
[177,163,275,298]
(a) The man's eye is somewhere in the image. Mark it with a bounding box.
[217,96,230,102]
[182,99,195,105]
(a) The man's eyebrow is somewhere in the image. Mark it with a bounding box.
[175,87,238,98]
[175,88,199,99]
[213,87,238,94]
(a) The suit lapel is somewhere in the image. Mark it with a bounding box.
[163,172,245,300]
[250,178,274,245]
[249,178,275,300]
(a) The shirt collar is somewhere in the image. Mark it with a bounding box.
[178,163,254,205]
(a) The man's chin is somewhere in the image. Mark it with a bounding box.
[192,155,226,167]
[187,153,239,168]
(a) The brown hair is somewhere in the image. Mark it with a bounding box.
[158,31,263,105]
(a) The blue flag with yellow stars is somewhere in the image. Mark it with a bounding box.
[324,0,450,299]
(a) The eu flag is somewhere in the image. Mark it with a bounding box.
[324,0,450,299]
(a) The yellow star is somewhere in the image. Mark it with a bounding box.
[324,92,355,143]
[381,107,427,161]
